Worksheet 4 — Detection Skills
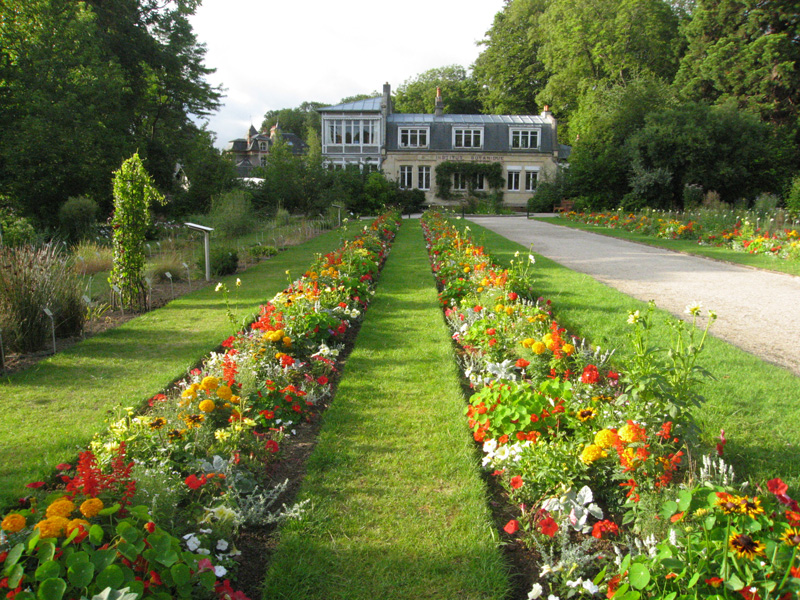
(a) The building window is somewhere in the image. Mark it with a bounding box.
[472,173,485,191]
[363,121,376,144]
[507,169,521,191]
[418,166,430,190]
[259,141,267,151]
[399,128,429,148]
[453,172,467,191]
[399,166,413,189]
[327,120,342,144]
[510,128,540,149]
[525,169,539,191]
[260,156,268,167]
[453,128,483,149]
[345,120,360,144]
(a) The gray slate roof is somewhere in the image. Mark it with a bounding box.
[320,97,383,112]
[388,114,547,125]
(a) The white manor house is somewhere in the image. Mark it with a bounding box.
[318,83,569,208]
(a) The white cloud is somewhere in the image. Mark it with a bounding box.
[190,0,505,147]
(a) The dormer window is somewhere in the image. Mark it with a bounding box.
[453,128,483,149]
[509,128,540,149]
[259,141,267,151]
[399,127,429,148]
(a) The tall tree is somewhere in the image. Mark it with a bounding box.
[472,0,549,115]
[261,102,326,142]
[537,0,683,123]
[394,65,481,114]
[673,0,800,133]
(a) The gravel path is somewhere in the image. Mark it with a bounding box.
[469,216,800,376]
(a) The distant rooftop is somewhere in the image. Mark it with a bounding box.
[388,113,547,125]
[320,97,383,112]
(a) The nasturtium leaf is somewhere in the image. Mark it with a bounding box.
[90,548,117,572]
[35,560,62,581]
[8,564,25,588]
[98,504,121,516]
[12,592,35,600]
[629,563,651,590]
[4,543,25,572]
[65,550,90,568]
[687,572,700,588]
[677,489,693,511]
[37,577,67,600]
[68,561,95,588]
[89,524,104,545]
[704,515,717,530]
[170,563,191,586]
[37,542,56,563]
[95,565,124,590]
[725,573,745,590]
[128,506,151,522]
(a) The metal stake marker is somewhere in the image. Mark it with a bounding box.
[183,262,191,291]
[165,271,174,299]
[43,307,56,355]
[112,284,124,317]
[145,277,153,311]
[81,295,91,339]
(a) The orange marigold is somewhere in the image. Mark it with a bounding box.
[46,498,76,518]
[1,513,26,533]
[79,497,104,518]
[34,516,69,539]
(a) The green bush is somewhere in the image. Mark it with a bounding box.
[0,207,37,247]
[209,190,256,238]
[785,175,800,214]
[247,244,278,259]
[275,207,291,227]
[207,246,238,276]
[59,196,98,243]
[0,244,85,352]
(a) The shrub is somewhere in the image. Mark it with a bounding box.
[0,244,85,352]
[147,251,190,282]
[248,244,278,259]
[275,207,291,227]
[207,246,238,276]
[209,191,255,238]
[58,196,98,243]
[0,207,37,247]
[71,241,113,275]
[785,175,800,214]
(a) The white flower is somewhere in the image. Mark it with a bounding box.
[627,310,640,324]
[528,254,536,264]
[548,595,560,600]
[684,301,703,316]
[197,548,211,555]
[494,444,511,462]
[216,539,229,551]
[214,565,227,577]
[215,283,223,292]
[528,583,543,599]
[184,534,201,552]
[482,439,498,455]
[235,278,241,287]
[582,579,599,594]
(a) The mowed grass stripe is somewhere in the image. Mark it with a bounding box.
[261,219,509,600]
[0,229,343,505]
[465,220,800,491]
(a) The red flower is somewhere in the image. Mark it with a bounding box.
[768,478,789,496]
[515,358,530,368]
[508,292,518,301]
[149,571,162,586]
[503,519,520,534]
[197,558,214,573]
[491,469,505,477]
[25,481,45,489]
[265,440,280,454]
[705,577,724,588]
[580,365,600,384]
[538,516,558,537]
[510,475,524,489]
[185,474,206,490]
[259,409,275,420]
[716,428,727,456]
[486,328,496,336]
[592,520,619,539]
[317,376,329,386]
[55,463,72,471]
[474,305,482,312]
[144,522,156,534]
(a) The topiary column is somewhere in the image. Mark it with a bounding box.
[109,153,165,311]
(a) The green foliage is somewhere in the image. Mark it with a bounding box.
[473,0,547,115]
[208,246,238,276]
[208,191,255,238]
[109,153,165,311]
[394,65,481,114]
[59,196,99,244]
[363,172,395,211]
[786,175,800,214]
[247,244,278,259]
[260,102,326,142]
[434,162,504,200]
[0,244,85,352]
[0,206,37,247]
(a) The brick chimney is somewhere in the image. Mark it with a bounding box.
[381,82,392,117]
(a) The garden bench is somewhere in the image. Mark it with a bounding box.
[554,199,574,213]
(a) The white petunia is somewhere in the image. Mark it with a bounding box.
[216,539,229,551]
[527,583,543,599]
[214,565,227,577]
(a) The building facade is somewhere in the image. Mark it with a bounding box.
[226,125,308,178]
[319,83,568,208]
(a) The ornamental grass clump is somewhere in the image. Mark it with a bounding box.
[0,243,85,352]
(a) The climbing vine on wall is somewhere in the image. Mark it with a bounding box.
[434,161,504,200]
[109,153,166,311]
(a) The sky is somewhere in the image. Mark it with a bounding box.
[189,0,506,148]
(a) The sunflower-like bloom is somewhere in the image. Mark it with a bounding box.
[729,532,766,560]
[780,527,800,547]
[185,414,205,428]
[577,407,597,422]
[149,417,167,430]
[739,496,765,518]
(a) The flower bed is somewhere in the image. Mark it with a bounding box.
[421,211,800,600]
[562,210,800,261]
[0,211,401,600]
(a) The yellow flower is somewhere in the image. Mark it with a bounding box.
[580,444,606,464]
[728,532,766,560]
[79,498,104,518]
[780,527,800,547]
[216,385,233,401]
[46,498,76,518]
[181,388,197,400]
[577,407,597,422]
[521,338,534,348]
[594,429,618,449]
[282,336,292,348]
[230,395,241,405]
[495,304,505,313]
[199,399,216,412]
[562,343,575,355]
[1,513,26,533]
[201,376,219,391]
[618,422,646,444]
[66,518,90,536]
[531,341,547,355]
[35,516,69,539]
